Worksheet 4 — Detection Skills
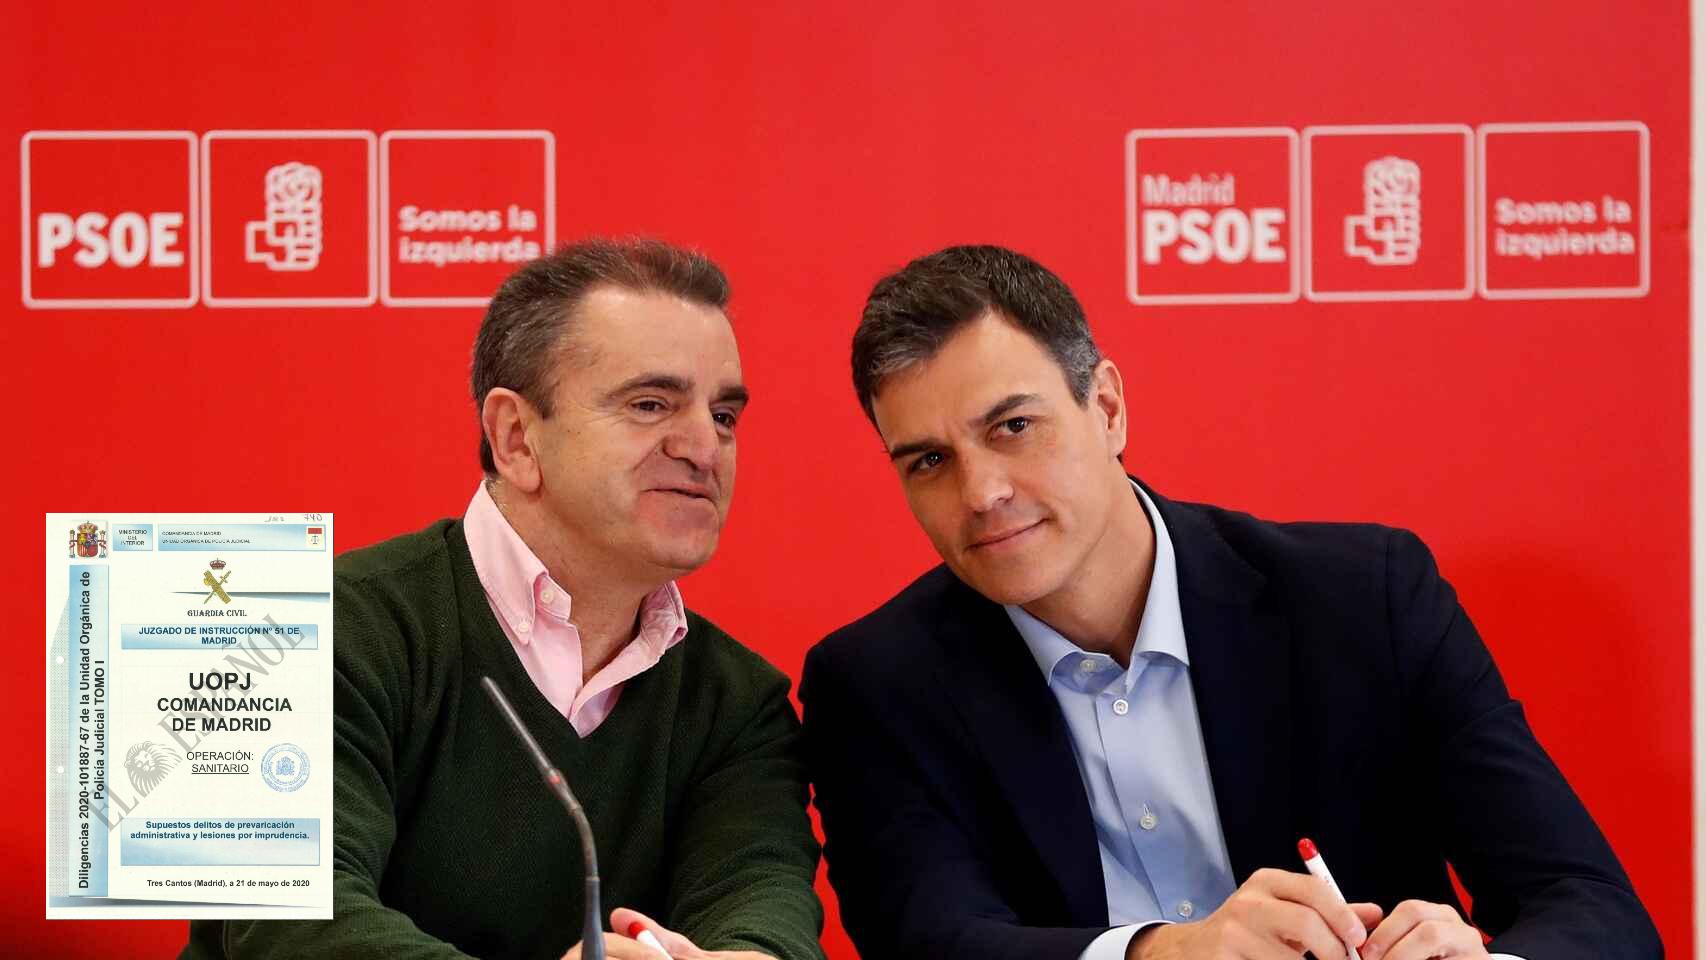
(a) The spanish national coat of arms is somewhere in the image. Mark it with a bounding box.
[69,521,108,558]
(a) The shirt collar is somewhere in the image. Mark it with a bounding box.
[1132,480,1189,666]
[1007,479,1190,681]
[464,482,565,644]
[638,577,689,655]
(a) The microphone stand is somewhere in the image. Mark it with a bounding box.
[482,676,605,960]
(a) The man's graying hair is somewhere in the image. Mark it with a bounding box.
[472,237,730,474]
[851,245,1102,425]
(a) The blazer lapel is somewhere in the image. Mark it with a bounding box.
[931,574,1109,926]
[1146,485,1297,883]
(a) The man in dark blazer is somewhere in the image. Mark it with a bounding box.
[800,245,1658,960]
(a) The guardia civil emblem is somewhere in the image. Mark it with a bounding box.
[202,558,233,604]
[69,521,108,558]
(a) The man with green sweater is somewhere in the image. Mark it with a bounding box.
[183,239,824,960]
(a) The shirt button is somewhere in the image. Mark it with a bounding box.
[1078,659,1097,673]
[1139,810,1158,830]
[541,589,556,605]
[1178,900,1194,919]
[517,620,531,633]
[1112,698,1129,716]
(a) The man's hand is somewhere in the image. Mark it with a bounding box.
[1128,867,1384,960]
[571,907,772,960]
[1359,900,1489,960]
[559,931,667,960]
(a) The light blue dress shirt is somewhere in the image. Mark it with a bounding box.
[1006,484,1522,960]
[1004,482,1234,959]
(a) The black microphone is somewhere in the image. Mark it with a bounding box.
[482,676,605,960]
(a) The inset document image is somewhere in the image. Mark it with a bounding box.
[45,514,333,919]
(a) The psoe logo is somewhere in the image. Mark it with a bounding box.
[69,521,108,558]
[245,162,324,271]
[1345,156,1421,266]
[261,743,310,792]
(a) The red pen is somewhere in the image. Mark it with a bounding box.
[1298,837,1362,960]
[627,920,670,958]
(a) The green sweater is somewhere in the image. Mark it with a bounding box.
[183,520,824,960]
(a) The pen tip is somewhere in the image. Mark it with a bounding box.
[1297,837,1318,860]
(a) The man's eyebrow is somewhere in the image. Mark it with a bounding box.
[887,437,941,462]
[714,384,751,407]
[885,394,1044,462]
[973,393,1042,428]
[601,373,691,403]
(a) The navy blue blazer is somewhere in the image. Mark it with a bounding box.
[800,483,1658,959]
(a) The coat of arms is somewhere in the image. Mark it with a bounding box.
[69,521,108,558]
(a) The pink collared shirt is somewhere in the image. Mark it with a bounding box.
[464,482,688,737]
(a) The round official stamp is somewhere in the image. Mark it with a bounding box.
[260,743,310,793]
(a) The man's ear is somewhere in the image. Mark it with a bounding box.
[1090,358,1128,460]
[482,388,543,493]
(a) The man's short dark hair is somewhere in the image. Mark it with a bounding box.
[851,245,1102,425]
[472,237,730,473]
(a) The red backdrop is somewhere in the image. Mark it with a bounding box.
[5,2,1691,956]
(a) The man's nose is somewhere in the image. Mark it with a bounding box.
[958,451,1013,514]
[662,408,721,473]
